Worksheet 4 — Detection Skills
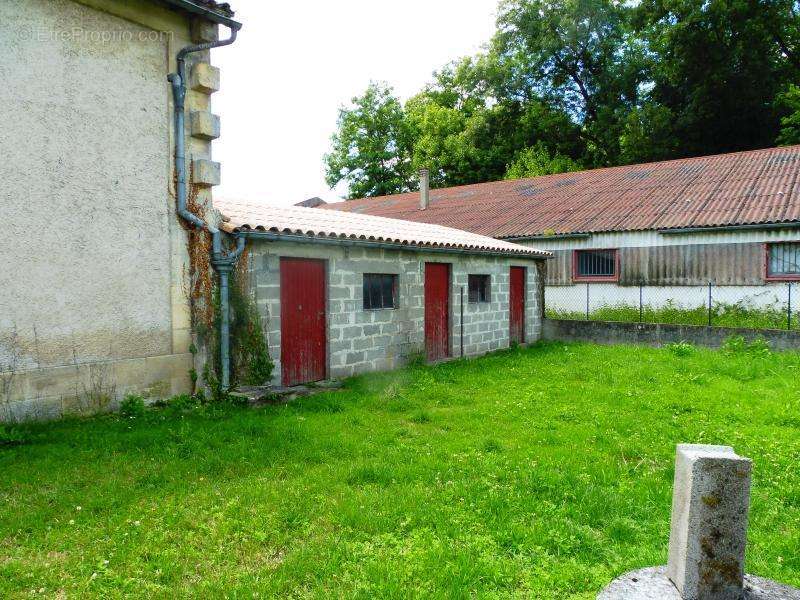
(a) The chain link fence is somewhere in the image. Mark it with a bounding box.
[545,282,797,330]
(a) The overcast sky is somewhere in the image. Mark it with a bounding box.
[213,0,498,206]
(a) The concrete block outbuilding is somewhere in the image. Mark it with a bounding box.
[216,201,551,386]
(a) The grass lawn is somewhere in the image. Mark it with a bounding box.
[2,341,800,598]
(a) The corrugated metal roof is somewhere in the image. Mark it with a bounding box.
[215,199,551,257]
[324,145,800,238]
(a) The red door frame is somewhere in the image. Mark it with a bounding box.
[280,257,327,386]
[424,262,451,361]
[509,266,526,344]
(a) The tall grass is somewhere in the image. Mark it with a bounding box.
[547,299,798,330]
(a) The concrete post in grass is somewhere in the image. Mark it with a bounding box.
[598,444,800,600]
[667,444,752,600]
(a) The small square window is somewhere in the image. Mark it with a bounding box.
[363,274,398,309]
[767,242,800,279]
[575,249,617,280]
[468,274,491,303]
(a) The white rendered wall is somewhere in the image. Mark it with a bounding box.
[546,283,793,313]
[0,0,213,420]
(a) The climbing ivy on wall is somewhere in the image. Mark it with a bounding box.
[229,247,273,386]
[174,170,273,396]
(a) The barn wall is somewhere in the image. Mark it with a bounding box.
[618,243,765,285]
[247,241,544,384]
[542,241,782,287]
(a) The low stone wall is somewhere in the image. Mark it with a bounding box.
[1,352,193,422]
[543,319,800,351]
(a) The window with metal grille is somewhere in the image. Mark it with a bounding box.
[468,274,491,303]
[575,249,617,280]
[768,243,800,278]
[363,274,398,309]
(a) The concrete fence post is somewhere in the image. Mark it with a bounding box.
[599,444,800,599]
[667,444,752,599]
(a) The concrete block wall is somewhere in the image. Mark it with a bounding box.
[450,260,542,356]
[247,240,544,385]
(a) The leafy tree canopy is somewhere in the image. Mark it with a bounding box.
[777,84,800,146]
[324,82,414,199]
[505,141,582,179]
[325,0,800,199]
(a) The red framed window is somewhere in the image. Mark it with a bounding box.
[573,249,619,282]
[766,242,800,281]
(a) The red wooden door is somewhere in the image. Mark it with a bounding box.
[424,263,451,361]
[280,258,326,386]
[509,266,526,344]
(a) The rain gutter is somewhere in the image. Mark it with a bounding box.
[658,222,800,235]
[503,233,591,242]
[159,0,242,29]
[168,19,242,391]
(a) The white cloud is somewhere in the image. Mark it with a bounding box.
[213,0,498,206]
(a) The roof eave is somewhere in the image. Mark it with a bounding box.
[230,228,551,259]
[657,221,800,235]
[157,0,241,28]
[503,233,592,241]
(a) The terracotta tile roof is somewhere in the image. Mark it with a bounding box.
[214,199,550,257]
[325,146,800,238]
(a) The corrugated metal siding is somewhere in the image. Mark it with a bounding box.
[618,247,649,284]
[546,250,572,285]
[550,243,765,286]
[618,243,765,285]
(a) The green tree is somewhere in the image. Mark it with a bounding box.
[619,103,680,164]
[634,0,798,157]
[504,141,582,179]
[405,58,585,187]
[325,0,799,197]
[776,84,800,146]
[494,0,648,166]
[324,83,415,199]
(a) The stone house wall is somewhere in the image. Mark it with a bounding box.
[247,240,544,384]
[0,0,227,421]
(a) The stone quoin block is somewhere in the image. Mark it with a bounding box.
[667,444,752,600]
[190,111,220,140]
[190,63,220,94]
[191,18,219,43]
[192,159,221,187]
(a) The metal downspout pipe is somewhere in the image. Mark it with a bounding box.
[214,236,245,390]
[168,22,243,391]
